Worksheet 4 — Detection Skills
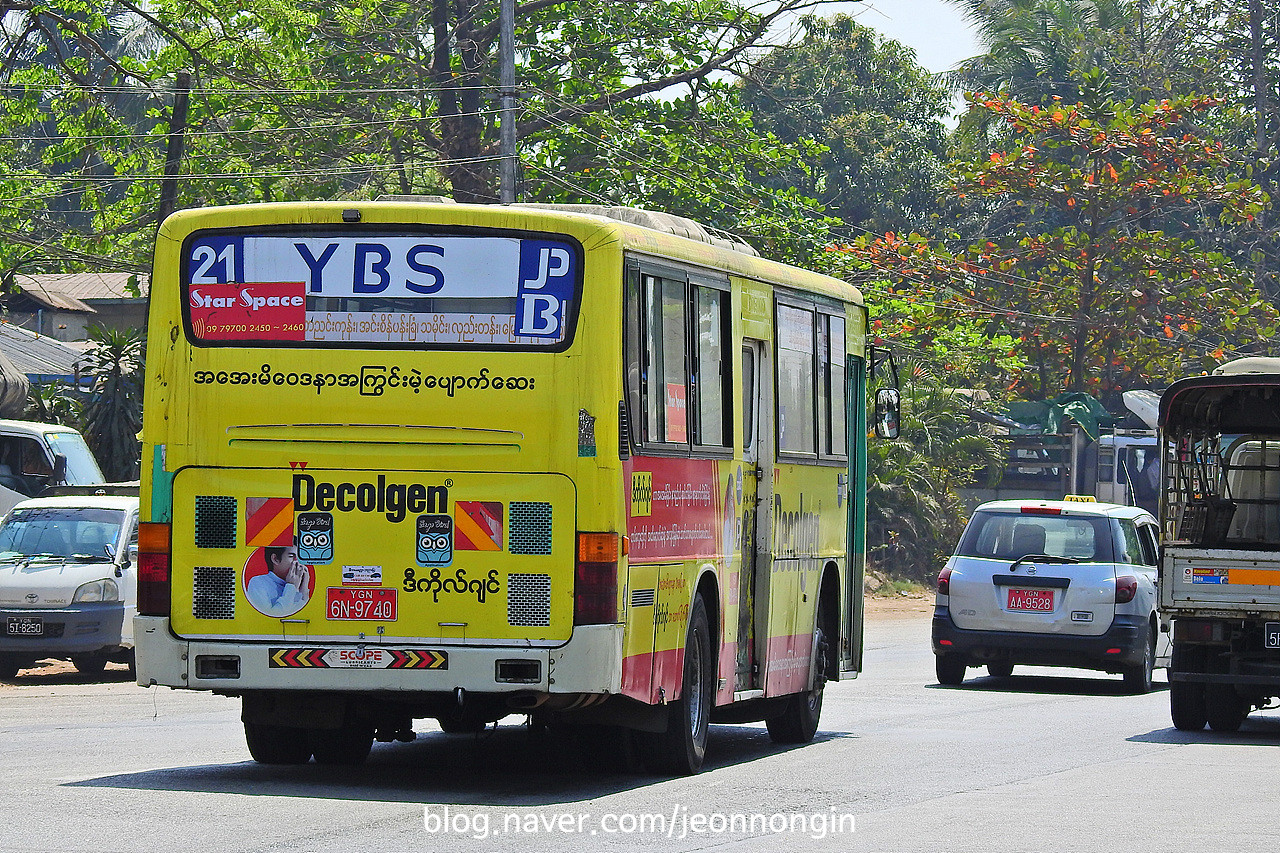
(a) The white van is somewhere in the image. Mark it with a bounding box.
[0,419,106,515]
[0,491,139,678]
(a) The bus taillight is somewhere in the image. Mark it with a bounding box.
[137,522,172,617]
[575,532,619,625]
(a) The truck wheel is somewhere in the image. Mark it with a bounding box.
[987,661,1014,678]
[71,651,109,676]
[1123,627,1155,694]
[1169,682,1207,731]
[309,721,374,765]
[645,595,714,775]
[1205,684,1248,733]
[936,653,967,686]
[766,624,828,744]
[244,721,312,764]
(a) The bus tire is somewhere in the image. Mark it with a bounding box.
[647,595,714,775]
[766,624,827,744]
[309,720,374,765]
[244,721,312,765]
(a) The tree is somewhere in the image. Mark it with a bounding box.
[0,0,853,274]
[24,382,82,427]
[867,363,1005,581]
[836,84,1277,398]
[79,325,144,481]
[742,14,952,236]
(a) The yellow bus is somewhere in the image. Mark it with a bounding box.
[135,200,897,774]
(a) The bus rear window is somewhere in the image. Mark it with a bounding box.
[182,230,581,349]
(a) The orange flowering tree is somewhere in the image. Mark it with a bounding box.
[835,76,1277,398]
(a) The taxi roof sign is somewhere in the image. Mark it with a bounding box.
[1063,494,1097,502]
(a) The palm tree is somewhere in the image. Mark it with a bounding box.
[79,325,144,481]
[947,0,1136,104]
[25,382,83,427]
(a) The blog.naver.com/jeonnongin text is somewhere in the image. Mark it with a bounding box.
[423,804,856,842]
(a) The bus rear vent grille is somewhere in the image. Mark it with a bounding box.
[630,588,656,608]
[507,573,551,627]
[192,566,236,619]
[508,502,552,555]
[195,496,237,548]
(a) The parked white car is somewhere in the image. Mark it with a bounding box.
[0,490,139,678]
[932,498,1167,692]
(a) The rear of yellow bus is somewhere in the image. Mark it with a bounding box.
[135,202,624,765]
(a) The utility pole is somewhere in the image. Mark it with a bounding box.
[157,71,190,229]
[499,0,517,203]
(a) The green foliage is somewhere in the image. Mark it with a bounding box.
[742,14,952,236]
[24,383,83,427]
[867,363,1006,581]
[79,325,144,481]
[838,88,1278,398]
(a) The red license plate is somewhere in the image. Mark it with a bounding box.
[1007,588,1054,612]
[326,587,397,621]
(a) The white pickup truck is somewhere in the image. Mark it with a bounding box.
[1159,358,1280,732]
[0,419,106,514]
[0,489,139,678]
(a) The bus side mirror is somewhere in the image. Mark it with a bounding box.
[52,453,67,484]
[875,388,901,439]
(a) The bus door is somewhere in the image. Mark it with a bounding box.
[843,352,869,674]
[737,340,766,690]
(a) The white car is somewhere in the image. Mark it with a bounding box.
[931,498,1167,692]
[0,491,139,678]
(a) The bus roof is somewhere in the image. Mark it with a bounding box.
[157,200,864,308]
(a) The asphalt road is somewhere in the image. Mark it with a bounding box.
[3,607,1280,853]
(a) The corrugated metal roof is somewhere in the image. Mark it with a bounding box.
[0,321,88,380]
[15,272,149,307]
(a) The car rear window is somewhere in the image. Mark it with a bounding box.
[956,511,1115,562]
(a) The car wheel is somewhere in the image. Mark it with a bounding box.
[1205,684,1249,733]
[1123,626,1155,694]
[986,661,1014,678]
[244,721,312,764]
[644,595,713,775]
[70,651,109,676]
[309,721,374,765]
[936,653,967,686]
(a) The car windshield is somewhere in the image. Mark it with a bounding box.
[0,507,124,560]
[956,511,1115,563]
[44,432,105,484]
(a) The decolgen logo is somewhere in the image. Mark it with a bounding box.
[293,473,448,523]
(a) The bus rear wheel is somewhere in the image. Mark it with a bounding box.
[309,720,374,765]
[244,721,312,765]
[645,595,713,775]
[766,624,827,744]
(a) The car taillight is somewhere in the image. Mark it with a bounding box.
[574,532,619,625]
[137,522,172,617]
[937,567,953,596]
[1020,505,1062,515]
[1115,575,1138,604]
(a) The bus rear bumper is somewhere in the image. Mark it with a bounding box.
[134,615,624,696]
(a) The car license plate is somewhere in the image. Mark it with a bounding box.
[6,616,42,636]
[1266,622,1280,649]
[325,587,397,621]
[1007,588,1055,612]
